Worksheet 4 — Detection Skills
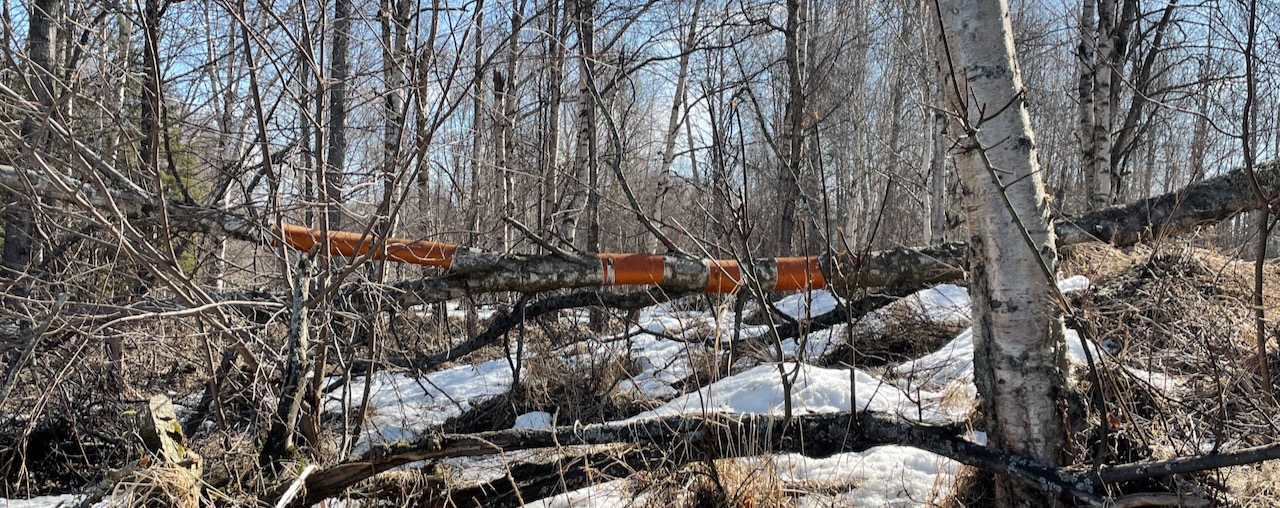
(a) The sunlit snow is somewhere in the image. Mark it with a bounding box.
[5,274,1192,508]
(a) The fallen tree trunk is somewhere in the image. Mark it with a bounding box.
[283,404,1273,507]
[308,161,1280,303]
[282,410,1104,508]
[4,162,1276,305]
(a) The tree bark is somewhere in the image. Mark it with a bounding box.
[1077,0,1097,212]
[3,0,62,277]
[1089,0,1116,209]
[938,0,1070,504]
[777,0,807,254]
[325,0,351,231]
[494,3,522,251]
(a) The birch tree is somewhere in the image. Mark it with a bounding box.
[937,0,1071,503]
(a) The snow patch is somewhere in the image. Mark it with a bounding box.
[772,447,959,507]
[0,495,103,508]
[772,290,842,320]
[522,479,637,508]
[514,411,554,430]
[631,363,951,423]
[326,359,514,451]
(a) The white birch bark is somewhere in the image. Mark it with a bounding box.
[937,0,1069,503]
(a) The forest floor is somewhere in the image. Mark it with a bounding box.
[4,239,1280,507]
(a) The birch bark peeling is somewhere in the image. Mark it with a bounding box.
[939,1,1069,488]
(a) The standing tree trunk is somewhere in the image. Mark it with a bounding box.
[4,0,62,277]
[462,4,485,339]
[926,15,948,246]
[325,0,351,231]
[1088,0,1116,209]
[1187,57,1211,182]
[653,0,702,250]
[559,0,598,251]
[777,0,806,254]
[494,2,523,252]
[937,0,1071,504]
[1077,0,1097,212]
[538,0,566,240]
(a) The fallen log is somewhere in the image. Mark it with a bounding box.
[283,404,1277,507]
[4,161,1276,304]
[281,410,1103,507]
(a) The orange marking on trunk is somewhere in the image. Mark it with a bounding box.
[774,256,824,292]
[278,224,456,269]
[598,253,666,286]
[704,259,742,293]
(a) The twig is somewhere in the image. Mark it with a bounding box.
[502,216,591,264]
[273,464,319,508]
[0,292,68,407]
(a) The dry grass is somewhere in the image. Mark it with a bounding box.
[634,458,793,508]
[102,461,206,508]
[1227,461,1280,507]
[1059,241,1280,504]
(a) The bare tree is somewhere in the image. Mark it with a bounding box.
[3,0,63,276]
[938,0,1070,503]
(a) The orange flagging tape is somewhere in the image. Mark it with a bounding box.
[599,253,666,286]
[276,224,826,293]
[278,224,457,269]
[774,257,825,292]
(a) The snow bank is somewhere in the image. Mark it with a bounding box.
[631,362,952,424]
[326,358,514,451]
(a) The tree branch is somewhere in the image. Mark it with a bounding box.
[284,410,1107,507]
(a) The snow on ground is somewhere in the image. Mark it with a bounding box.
[325,358,515,451]
[773,290,843,320]
[523,479,639,508]
[778,284,972,362]
[0,495,90,508]
[895,276,1103,392]
[6,275,1188,507]
[778,323,850,360]
[514,410,554,430]
[775,447,959,507]
[630,362,956,424]
[613,333,700,399]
